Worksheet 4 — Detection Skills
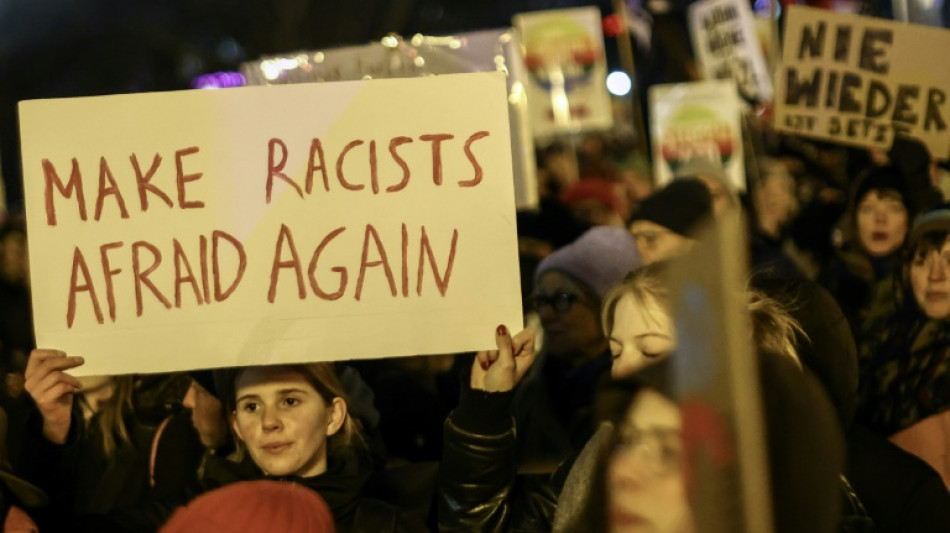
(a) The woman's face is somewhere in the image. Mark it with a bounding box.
[608,389,692,533]
[910,237,950,319]
[856,189,908,256]
[609,293,675,379]
[232,366,345,478]
[629,220,694,265]
[532,270,605,361]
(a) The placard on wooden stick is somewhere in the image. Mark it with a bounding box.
[20,72,523,376]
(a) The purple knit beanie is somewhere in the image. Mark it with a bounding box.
[534,226,641,300]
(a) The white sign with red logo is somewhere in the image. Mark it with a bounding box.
[513,7,614,138]
[649,80,745,191]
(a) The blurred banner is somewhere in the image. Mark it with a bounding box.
[665,212,773,533]
[688,0,774,104]
[649,80,746,191]
[513,7,614,138]
[774,6,950,159]
[19,73,523,376]
[241,30,539,210]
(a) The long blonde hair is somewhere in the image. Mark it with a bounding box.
[601,264,803,367]
[80,375,135,458]
[601,263,670,337]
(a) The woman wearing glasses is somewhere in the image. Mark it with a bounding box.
[511,226,640,472]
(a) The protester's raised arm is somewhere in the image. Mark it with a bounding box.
[470,325,536,393]
[24,349,83,444]
[438,325,539,532]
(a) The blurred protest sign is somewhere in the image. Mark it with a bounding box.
[241,30,539,210]
[688,0,774,103]
[19,72,522,376]
[649,80,745,191]
[513,7,613,138]
[665,212,773,533]
[774,6,950,159]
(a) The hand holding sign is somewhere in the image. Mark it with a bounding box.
[471,325,537,393]
[24,349,84,444]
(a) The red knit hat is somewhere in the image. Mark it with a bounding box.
[559,178,623,215]
[160,480,336,533]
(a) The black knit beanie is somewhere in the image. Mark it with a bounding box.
[628,179,713,237]
[850,165,910,217]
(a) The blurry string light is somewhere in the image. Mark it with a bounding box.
[244,30,520,88]
[260,58,300,80]
[192,71,246,89]
[508,81,525,105]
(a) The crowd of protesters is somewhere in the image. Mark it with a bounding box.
[1,122,950,533]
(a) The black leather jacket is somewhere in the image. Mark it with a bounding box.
[436,390,560,532]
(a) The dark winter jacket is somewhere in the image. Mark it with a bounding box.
[857,302,950,436]
[437,388,570,532]
[200,452,424,533]
[847,424,950,533]
[759,278,950,531]
[17,407,160,532]
[819,247,899,340]
[509,349,611,473]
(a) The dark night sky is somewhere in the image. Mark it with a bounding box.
[0,0,615,210]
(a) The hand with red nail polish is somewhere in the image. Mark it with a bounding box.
[471,325,537,392]
[25,348,85,444]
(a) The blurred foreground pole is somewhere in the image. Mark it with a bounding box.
[666,212,774,533]
[613,0,650,156]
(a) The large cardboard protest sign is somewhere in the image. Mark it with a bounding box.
[774,6,950,158]
[513,7,614,138]
[241,30,539,211]
[19,73,523,376]
[649,80,746,191]
[688,0,774,103]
